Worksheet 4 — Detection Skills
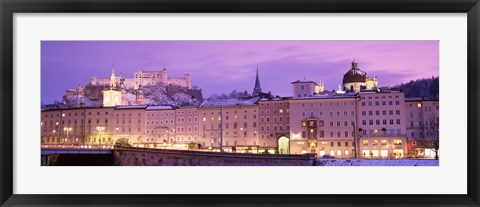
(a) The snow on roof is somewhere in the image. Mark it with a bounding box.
[146,105,174,110]
[200,97,261,108]
[293,92,357,100]
[115,105,148,110]
[259,97,293,101]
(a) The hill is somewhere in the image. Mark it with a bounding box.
[394,76,439,99]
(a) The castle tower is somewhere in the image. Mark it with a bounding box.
[109,66,117,89]
[184,73,192,89]
[252,68,262,96]
[103,65,122,107]
[135,87,145,105]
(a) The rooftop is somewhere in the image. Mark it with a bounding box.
[405,97,439,102]
[199,97,261,108]
[146,105,174,110]
[292,92,358,100]
[291,80,316,84]
[115,105,148,110]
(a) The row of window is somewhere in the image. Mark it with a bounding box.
[361,95,400,100]
[201,131,257,138]
[362,110,401,116]
[363,139,402,145]
[361,100,400,106]
[301,130,355,138]
[361,119,401,126]
[260,116,289,123]
[259,102,288,106]
[260,109,287,114]
[301,111,356,117]
[147,112,175,117]
[260,124,289,132]
[301,101,354,108]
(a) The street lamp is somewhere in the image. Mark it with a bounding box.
[63,127,72,145]
[52,130,56,145]
[96,126,105,148]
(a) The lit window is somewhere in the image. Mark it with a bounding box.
[393,140,402,145]
[337,150,342,156]
[363,140,368,145]
[381,140,387,145]
[372,140,378,145]
[417,103,422,108]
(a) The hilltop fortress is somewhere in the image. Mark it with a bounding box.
[90,68,191,90]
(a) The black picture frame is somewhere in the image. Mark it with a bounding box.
[1,0,479,206]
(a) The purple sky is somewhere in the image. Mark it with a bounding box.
[41,41,438,104]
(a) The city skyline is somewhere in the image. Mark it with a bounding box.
[41,40,439,104]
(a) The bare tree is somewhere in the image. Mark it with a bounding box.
[419,115,439,159]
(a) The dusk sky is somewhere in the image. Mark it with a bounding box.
[41,41,438,104]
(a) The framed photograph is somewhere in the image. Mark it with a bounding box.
[1,0,479,206]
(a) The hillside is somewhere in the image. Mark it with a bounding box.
[394,76,439,99]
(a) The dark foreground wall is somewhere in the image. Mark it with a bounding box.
[113,148,316,166]
[42,154,114,166]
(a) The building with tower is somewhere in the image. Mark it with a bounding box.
[342,60,378,92]
[252,69,262,96]
[102,68,123,107]
[91,67,191,90]
[42,60,437,159]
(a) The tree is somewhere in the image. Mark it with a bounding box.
[418,115,439,159]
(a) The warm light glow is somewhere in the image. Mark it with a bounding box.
[62,113,65,117]
[363,140,368,145]
[417,103,422,108]
[55,122,59,125]
[381,140,387,145]
[362,150,370,157]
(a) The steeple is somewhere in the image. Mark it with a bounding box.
[109,64,117,89]
[253,67,262,96]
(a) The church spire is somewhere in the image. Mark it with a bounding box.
[109,64,117,89]
[253,66,262,96]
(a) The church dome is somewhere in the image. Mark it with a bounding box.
[343,60,367,84]
[67,95,92,108]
